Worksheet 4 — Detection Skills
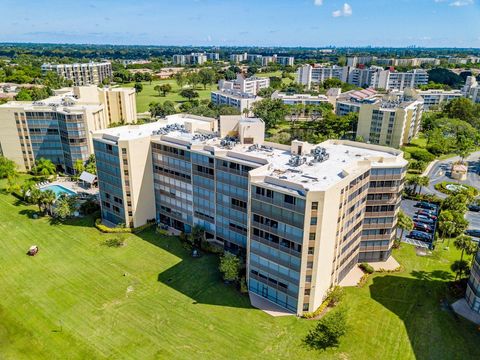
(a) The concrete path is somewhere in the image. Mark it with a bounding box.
[249,292,295,317]
[339,265,364,287]
[368,256,400,271]
[452,298,480,325]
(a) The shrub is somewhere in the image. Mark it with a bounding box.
[434,181,479,197]
[304,308,348,351]
[240,276,248,294]
[409,148,435,163]
[104,236,126,248]
[219,253,240,282]
[327,286,344,306]
[359,263,374,274]
[80,199,100,215]
[95,218,155,233]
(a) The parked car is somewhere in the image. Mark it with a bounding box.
[416,210,437,220]
[465,229,480,238]
[415,202,438,211]
[414,222,434,233]
[468,204,480,212]
[413,215,435,225]
[408,230,433,242]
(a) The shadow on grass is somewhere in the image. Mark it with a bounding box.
[136,230,252,309]
[369,274,480,360]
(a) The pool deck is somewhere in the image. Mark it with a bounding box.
[39,178,99,196]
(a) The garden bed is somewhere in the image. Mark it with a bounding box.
[434,181,479,197]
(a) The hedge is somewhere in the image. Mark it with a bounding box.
[95,218,155,234]
[359,262,374,274]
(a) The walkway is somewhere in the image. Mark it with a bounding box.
[452,299,480,325]
[368,256,400,271]
[249,292,295,317]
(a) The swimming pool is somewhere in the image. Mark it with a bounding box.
[40,184,77,198]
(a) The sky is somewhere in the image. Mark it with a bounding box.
[0,0,479,47]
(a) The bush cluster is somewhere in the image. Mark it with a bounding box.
[94,218,155,234]
[359,263,374,274]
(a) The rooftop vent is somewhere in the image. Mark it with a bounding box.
[310,147,329,163]
[288,155,306,167]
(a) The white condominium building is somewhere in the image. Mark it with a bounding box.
[172,53,207,65]
[210,89,262,113]
[271,91,331,106]
[296,64,348,89]
[416,89,463,110]
[463,76,480,103]
[41,62,112,86]
[219,74,270,96]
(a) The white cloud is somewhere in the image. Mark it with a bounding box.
[314,0,323,5]
[332,3,352,17]
[450,0,474,6]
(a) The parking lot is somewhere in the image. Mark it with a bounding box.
[400,199,438,248]
[401,198,480,245]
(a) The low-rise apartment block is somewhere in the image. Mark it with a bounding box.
[335,88,379,116]
[463,76,480,103]
[415,89,463,110]
[271,91,331,106]
[92,114,407,315]
[41,62,112,86]
[211,89,262,113]
[219,74,270,96]
[0,86,136,173]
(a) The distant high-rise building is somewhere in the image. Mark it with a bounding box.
[218,74,270,96]
[41,62,113,86]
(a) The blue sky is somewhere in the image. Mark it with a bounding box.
[0,0,479,47]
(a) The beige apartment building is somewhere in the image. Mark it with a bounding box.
[41,62,113,86]
[0,86,136,173]
[92,114,407,315]
[356,96,424,148]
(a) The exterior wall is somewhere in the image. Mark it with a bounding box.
[42,62,112,86]
[0,107,28,171]
[118,137,156,227]
[466,248,480,313]
[94,140,126,225]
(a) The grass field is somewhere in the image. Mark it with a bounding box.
[1,179,480,359]
[122,71,292,113]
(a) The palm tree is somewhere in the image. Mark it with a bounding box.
[29,188,43,212]
[418,176,430,195]
[396,210,413,239]
[191,225,205,250]
[40,190,56,215]
[34,158,56,176]
[406,175,421,195]
[453,235,478,264]
[451,260,470,281]
[20,180,35,201]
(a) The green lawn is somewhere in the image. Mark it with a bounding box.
[1,180,480,359]
[122,80,217,113]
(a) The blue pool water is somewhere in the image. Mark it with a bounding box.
[40,184,77,198]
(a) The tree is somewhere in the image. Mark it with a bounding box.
[134,82,143,93]
[252,99,288,129]
[55,195,77,219]
[444,97,476,122]
[174,72,186,88]
[191,225,205,249]
[304,308,348,351]
[417,176,430,194]
[454,235,478,264]
[74,159,85,176]
[406,175,421,195]
[0,156,17,179]
[451,260,470,281]
[40,189,56,215]
[396,210,413,239]
[6,172,19,193]
[20,180,35,201]
[29,188,43,212]
[154,83,172,97]
[322,78,343,89]
[14,88,32,101]
[198,68,216,89]
[34,158,56,176]
[438,210,456,240]
[442,193,469,213]
[179,89,199,101]
[149,101,176,118]
[186,72,201,89]
[219,252,240,282]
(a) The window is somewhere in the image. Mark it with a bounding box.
[303,303,309,311]
[307,261,314,269]
[304,289,310,296]
[305,275,312,282]
[311,202,318,210]
[309,233,316,240]
[122,148,127,155]
[284,194,296,205]
[308,247,314,255]
[310,217,317,225]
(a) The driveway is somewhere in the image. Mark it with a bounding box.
[423,151,480,198]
